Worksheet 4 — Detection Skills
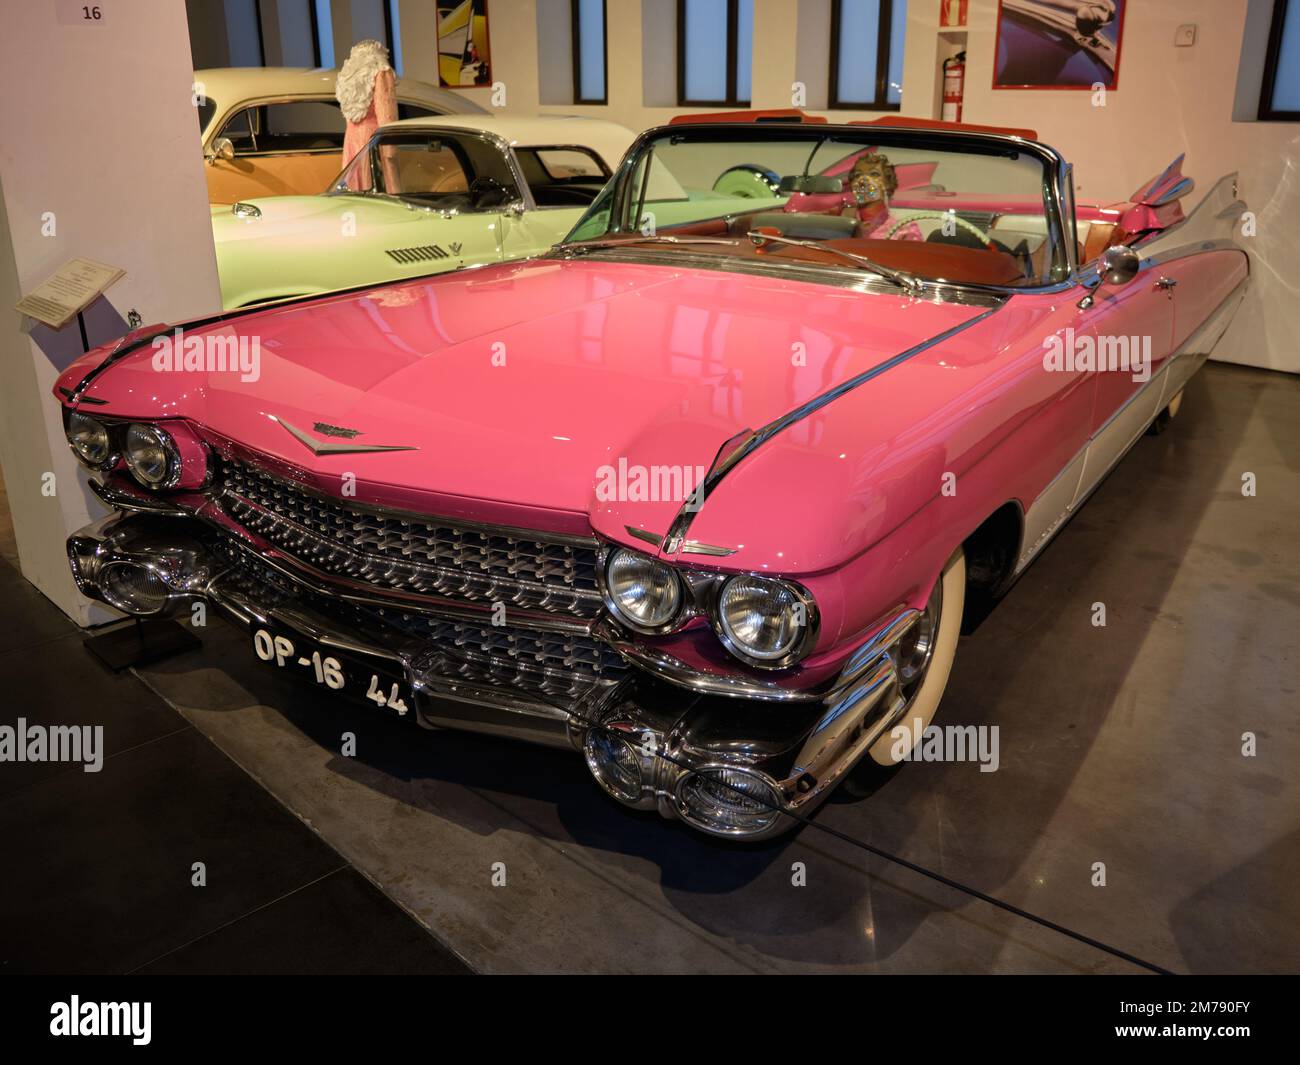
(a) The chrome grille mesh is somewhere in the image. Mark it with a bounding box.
[402,617,627,702]
[212,537,627,704]
[216,459,602,620]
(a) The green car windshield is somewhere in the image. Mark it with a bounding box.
[561,124,1072,290]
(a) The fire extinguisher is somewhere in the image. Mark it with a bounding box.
[942,51,966,122]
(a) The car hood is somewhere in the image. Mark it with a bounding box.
[57,258,991,546]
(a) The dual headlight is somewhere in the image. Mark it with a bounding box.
[602,547,815,668]
[65,415,180,489]
[66,412,113,467]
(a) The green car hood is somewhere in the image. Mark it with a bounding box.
[210,195,428,244]
[210,193,582,310]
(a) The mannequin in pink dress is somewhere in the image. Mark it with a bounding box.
[335,40,399,191]
[844,151,923,241]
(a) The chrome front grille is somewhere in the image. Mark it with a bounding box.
[403,616,627,702]
[214,539,627,704]
[216,459,603,620]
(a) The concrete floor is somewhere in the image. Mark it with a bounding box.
[0,547,471,974]
[115,361,1299,974]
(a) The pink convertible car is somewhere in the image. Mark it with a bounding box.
[55,115,1248,840]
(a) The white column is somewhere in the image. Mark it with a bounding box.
[0,0,223,624]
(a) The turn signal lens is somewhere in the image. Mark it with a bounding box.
[99,562,169,615]
[583,728,644,804]
[677,767,782,836]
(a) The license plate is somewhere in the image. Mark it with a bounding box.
[251,626,412,717]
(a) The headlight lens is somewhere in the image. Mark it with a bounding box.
[66,413,111,466]
[604,548,682,630]
[124,424,178,488]
[717,575,811,665]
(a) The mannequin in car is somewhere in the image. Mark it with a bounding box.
[844,152,922,240]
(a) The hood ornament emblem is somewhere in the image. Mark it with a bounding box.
[313,422,361,438]
[273,416,417,455]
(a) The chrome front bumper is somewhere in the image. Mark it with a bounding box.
[68,510,920,840]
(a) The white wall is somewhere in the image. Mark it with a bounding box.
[0,0,223,623]
[404,0,1295,374]
[950,0,1295,374]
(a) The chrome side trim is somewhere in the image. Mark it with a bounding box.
[624,525,662,547]
[67,327,172,404]
[1016,274,1249,573]
[625,524,737,556]
[681,540,738,557]
[1142,237,1249,269]
[661,302,1005,554]
[58,387,108,406]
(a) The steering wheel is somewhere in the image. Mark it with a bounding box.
[884,212,995,247]
[468,175,513,209]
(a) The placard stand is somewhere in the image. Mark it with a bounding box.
[84,617,201,672]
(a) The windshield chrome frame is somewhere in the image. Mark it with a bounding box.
[553,121,1081,299]
[323,125,536,211]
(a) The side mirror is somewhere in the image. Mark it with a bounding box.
[1077,244,1141,309]
[207,137,234,165]
[503,200,526,218]
[1099,244,1140,286]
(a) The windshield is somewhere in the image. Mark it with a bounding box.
[561,124,1071,290]
[326,129,521,210]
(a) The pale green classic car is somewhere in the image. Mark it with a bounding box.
[210,115,637,309]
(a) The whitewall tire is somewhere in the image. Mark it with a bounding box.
[866,547,966,766]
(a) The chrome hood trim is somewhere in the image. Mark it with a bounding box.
[659,300,1007,555]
